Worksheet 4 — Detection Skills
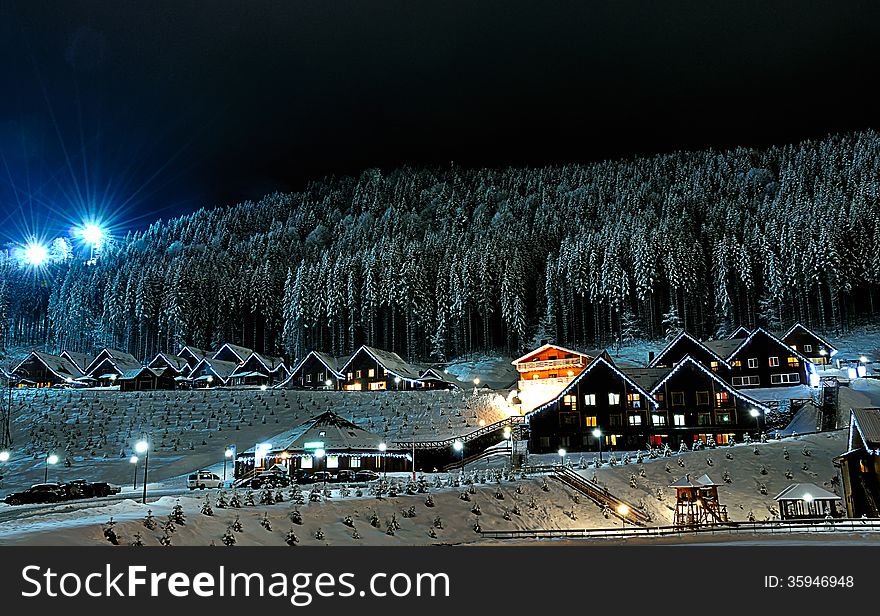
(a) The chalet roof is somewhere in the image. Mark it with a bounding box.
[14,351,85,381]
[695,474,719,487]
[529,353,660,418]
[150,353,190,371]
[178,346,209,361]
[248,351,288,373]
[649,331,732,368]
[213,343,255,363]
[850,408,880,451]
[621,367,671,392]
[248,411,389,454]
[703,339,742,358]
[512,343,593,365]
[418,367,466,389]
[60,351,93,373]
[647,355,771,412]
[119,367,169,381]
[779,323,839,354]
[287,351,344,380]
[192,358,240,382]
[727,326,751,339]
[726,327,812,365]
[668,475,699,488]
[86,348,142,375]
[774,483,840,502]
[340,345,423,381]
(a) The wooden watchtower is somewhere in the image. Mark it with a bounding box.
[669,474,728,528]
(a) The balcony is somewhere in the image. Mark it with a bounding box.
[519,376,574,390]
[517,357,585,372]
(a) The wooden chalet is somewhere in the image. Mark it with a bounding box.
[282,351,345,389]
[339,345,437,391]
[177,346,211,369]
[236,410,409,477]
[779,323,837,365]
[645,356,770,447]
[834,408,880,518]
[118,367,176,392]
[85,348,144,386]
[774,483,841,520]
[648,331,732,377]
[229,351,289,386]
[526,352,660,453]
[212,343,255,365]
[189,357,239,387]
[148,352,192,378]
[417,367,465,390]
[713,328,812,388]
[727,326,751,340]
[59,350,94,376]
[11,351,86,388]
[512,342,593,412]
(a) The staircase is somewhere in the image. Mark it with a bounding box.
[551,466,651,526]
[443,447,512,471]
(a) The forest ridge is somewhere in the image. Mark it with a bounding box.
[1,130,878,364]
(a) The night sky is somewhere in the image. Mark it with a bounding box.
[1,1,878,240]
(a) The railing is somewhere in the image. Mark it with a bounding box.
[518,377,573,389]
[443,447,512,471]
[392,415,526,451]
[516,358,584,372]
[479,517,880,540]
[551,466,651,526]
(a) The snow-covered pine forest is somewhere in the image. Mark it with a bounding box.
[2,130,880,364]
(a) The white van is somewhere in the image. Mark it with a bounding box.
[187,470,223,490]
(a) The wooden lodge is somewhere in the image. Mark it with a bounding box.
[339,345,441,391]
[59,350,94,376]
[148,352,192,378]
[834,408,880,518]
[118,367,177,392]
[229,351,290,386]
[178,346,211,369]
[85,348,144,386]
[189,357,239,387]
[526,352,769,453]
[512,342,593,412]
[649,331,732,377]
[774,483,842,520]
[236,410,410,478]
[282,351,345,389]
[669,474,728,528]
[11,351,86,388]
[780,323,837,366]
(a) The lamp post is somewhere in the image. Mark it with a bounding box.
[135,439,149,504]
[130,455,139,490]
[453,440,464,471]
[819,349,827,371]
[593,428,604,464]
[558,448,566,467]
[224,447,234,481]
[44,454,58,483]
[503,426,512,468]
[315,448,326,489]
[750,408,762,437]
[378,442,387,480]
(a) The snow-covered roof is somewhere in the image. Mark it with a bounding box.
[649,330,732,368]
[60,350,94,373]
[118,367,169,381]
[621,367,671,392]
[246,411,389,454]
[178,346,210,362]
[340,345,423,382]
[725,327,813,366]
[13,351,85,381]
[191,358,240,383]
[849,408,880,452]
[511,343,592,366]
[149,353,191,372]
[773,483,840,502]
[213,343,255,363]
[86,348,142,375]
[727,326,751,339]
[779,323,839,355]
[669,474,720,488]
[245,351,289,374]
[418,367,466,389]
[702,338,742,359]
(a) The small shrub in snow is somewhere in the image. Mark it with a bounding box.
[170,500,186,524]
[143,509,158,530]
[315,527,325,540]
[260,513,272,531]
[244,491,256,506]
[343,515,355,527]
[231,515,243,532]
[222,528,236,546]
[433,516,443,529]
[130,532,144,547]
[290,509,303,525]
[230,491,242,508]
[425,494,435,507]
[159,533,172,547]
[285,529,299,545]
[201,495,214,516]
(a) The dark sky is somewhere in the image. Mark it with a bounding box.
[1,0,878,239]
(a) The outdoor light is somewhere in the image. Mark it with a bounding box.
[135,440,149,454]
[473,378,480,386]
[314,448,325,458]
[225,448,234,458]
[750,409,761,418]
[0,451,9,463]
[129,455,138,464]
[616,504,630,516]
[378,442,387,452]
[110,374,117,382]
[47,454,59,465]
[503,426,511,438]
[394,376,402,384]
[861,356,868,363]
[593,428,604,464]
[325,379,332,387]
[453,440,463,452]
[260,384,268,391]
[803,493,814,503]
[135,440,150,503]
[592,428,602,438]
[24,242,49,266]
[78,223,105,248]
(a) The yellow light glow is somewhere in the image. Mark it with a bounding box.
[616,504,630,516]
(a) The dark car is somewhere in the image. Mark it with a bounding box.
[250,473,290,489]
[3,484,66,505]
[354,470,380,482]
[293,470,314,484]
[312,471,333,483]
[91,482,122,497]
[335,470,356,483]
[62,480,96,499]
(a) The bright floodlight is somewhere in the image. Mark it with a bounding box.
[79,223,105,247]
[592,428,602,438]
[325,379,332,387]
[860,356,869,363]
[394,376,402,384]
[47,454,59,465]
[502,426,511,438]
[260,384,268,391]
[0,451,9,462]
[803,493,814,502]
[616,504,630,516]
[135,440,149,454]
[378,442,387,452]
[453,440,464,452]
[314,448,325,459]
[130,455,139,464]
[24,242,49,266]
[750,408,761,417]
[473,377,481,385]
[819,349,828,356]
[225,448,234,458]
[558,448,566,457]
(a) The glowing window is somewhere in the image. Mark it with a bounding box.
[301,457,313,469]
[327,456,339,469]
[673,414,686,426]
[608,393,621,405]
[584,394,596,406]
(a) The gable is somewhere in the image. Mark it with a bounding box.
[728,328,811,365]
[649,356,770,412]
[512,343,592,366]
[650,332,730,368]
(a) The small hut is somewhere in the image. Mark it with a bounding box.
[669,473,728,528]
[774,483,841,520]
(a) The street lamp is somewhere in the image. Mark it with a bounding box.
[558,448,566,467]
[224,447,234,481]
[378,442,387,479]
[750,408,762,436]
[453,440,464,470]
[23,242,49,267]
[502,426,513,467]
[260,384,268,391]
[45,454,59,483]
[0,450,9,463]
[135,439,149,504]
[819,349,828,371]
[315,448,326,489]
[130,455,139,490]
[593,428,604,464]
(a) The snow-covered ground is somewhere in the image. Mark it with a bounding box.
[0,431,858,546]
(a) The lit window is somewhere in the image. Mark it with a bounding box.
[787,357,799,367]
[584,394,596,406]
[715,391,730,405]
[301,457,313,469]
[628,414,642,426]
[350,457,361,468]
[747,358,758,369]
[355,370,362,378]
[673,414,685,426]
[627,393,641,408]
[653,392,664,403]
[608,393,621,405]
[671,392,685,406]
[563,395,577,410]
[732,360,742,368]
[716,413,731,424]
[347,372,353,380]
[368,368,375,378]
[769,357,779,367]
[710,361,719,371]
[803,344,812,353]
[306,374,311,383]
[585,416,597,427]
[651,413,666,426]
[326,455,339,469]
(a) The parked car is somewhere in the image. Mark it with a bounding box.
[293,470,314,484]
[250,473,290,489]
[312,471,333,483]
[91,481,122,497]
[354,470,380,482]
[187,471,224,490]
[334,469,356,483]
[62,479,95,499]
[3,483,66,505]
